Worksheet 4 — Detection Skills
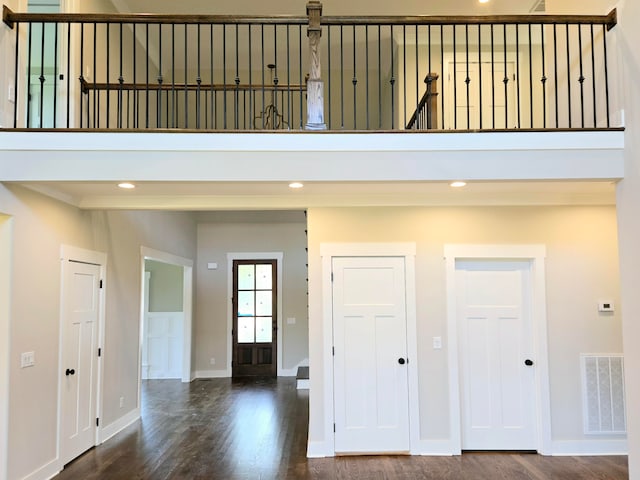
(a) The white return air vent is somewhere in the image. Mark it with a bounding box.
[581,354,626,434]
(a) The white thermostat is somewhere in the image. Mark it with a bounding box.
[598,301,615,313]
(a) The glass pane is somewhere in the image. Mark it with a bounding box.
[238,291,255,317]
[256,264,273,290]
[256,317,273,343]
[256,291,272,316]
[238,264,255,290]
[238,317,255,343]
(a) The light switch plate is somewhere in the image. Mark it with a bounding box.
[433,337,442,350]
[21,351,35,368]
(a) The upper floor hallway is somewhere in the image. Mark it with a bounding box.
[0,0,626,202]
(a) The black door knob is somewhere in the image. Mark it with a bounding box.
[398,358,406,365]
[65,368,75,376]
[524,359,534,366]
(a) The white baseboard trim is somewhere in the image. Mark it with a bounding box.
[194,369,230,379]
[550,439,628,456]
[307,440,334,458]
[99,408,141,444]
[411,439,456,456]
[20,458,60,480]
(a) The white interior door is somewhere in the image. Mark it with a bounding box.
[61,260,100,465]
[332,256,410,454]
[456,260,537,451]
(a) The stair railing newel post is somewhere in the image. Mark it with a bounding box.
[305,1,326,130]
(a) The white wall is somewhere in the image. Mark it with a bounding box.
[0,184,94,480]
[613,0,640,477]
[0,214,13,480]
[0,184,198,479]
[307,205,622,453]
[195,216,308,376]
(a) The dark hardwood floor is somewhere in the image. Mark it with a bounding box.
[55,378,628,479]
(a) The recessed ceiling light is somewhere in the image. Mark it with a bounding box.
[450,181,467,188]
[479,0,490,3]
[289,182,304,189]
[117,182,136,189]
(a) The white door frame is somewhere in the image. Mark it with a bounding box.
[0,216,12,480]
[320,243,419,456]
[444,244,552,455]
[57,244,107,465]
[138,247,193,393]
[226,252,284,376]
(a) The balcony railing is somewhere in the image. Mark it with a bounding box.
[2,3,618,132]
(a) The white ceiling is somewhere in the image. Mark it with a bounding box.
[111,0,541,16]
[17,180,616,211]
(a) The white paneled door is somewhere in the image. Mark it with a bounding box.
[61,260,100,465]
[456,260,537,451]
[332,257,410,454]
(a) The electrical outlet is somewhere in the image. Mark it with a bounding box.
[8,85,15,104]
[210,357,216,365]
[287,317,296,325]
[119,396,124,408]
[21,351,35,368]
[432,337,442,350]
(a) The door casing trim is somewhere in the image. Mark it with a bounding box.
[320,243,419,456]
[444,244,552,455]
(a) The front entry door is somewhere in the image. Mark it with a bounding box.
[232,260,277,377]
[61,259,101,465]
[332,256,410,454]
[456,260,537,450]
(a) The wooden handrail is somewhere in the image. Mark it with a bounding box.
[2,6,307,28]
[4,5,617,31]
[79,79,307,94]
[321,9,617,30]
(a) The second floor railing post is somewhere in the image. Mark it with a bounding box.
[305,1,326,130]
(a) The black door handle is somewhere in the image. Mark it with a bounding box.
[398,358,406,365]
[65,368,75,376]
[524,359,534,366]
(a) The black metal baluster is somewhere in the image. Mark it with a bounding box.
[53,23,58,128]
[26,23,32,127]
[235,24,240,129]
[145,24,149,128]
[491,23,495,129]
[157,23,163,128]
[503,23,508,129]
[171,23,176,128]
[541,24,547,129]
[413,25,417,130]
[65,22,71,127]
[390,25,395,129]
[106,23,110,128]
[365,25,369,130]
[197,24,201,129]
[553,24,559,128]
[453,24,457,129]
[39,22,45,128]
[590,24,596,127]
[77,23,82,129]
[440,25,445,129]
[465,23,470,129]
[273,24,278,129]
[565,23,571,128]
[578,24,585,128]
[13,23,19,128]
[402,25,406,129]
[516,24,521,128]
[340,25,344,129]
[478,25,482,130]
[132,23,137,129]
[93,23,97,128]
[248,24,253,130]
[603,24,610,127]
[298,25,302,129]
[210,24,215,129]
[260,24,264,129]
[328,26,332,128]
[428,24,432,129]
[184,24,189,128]
[286,25,291,130]
[378,25,382,129]
[529,24,533,128]
[118,23,123,129]
[353,25,357,129]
